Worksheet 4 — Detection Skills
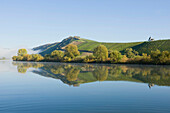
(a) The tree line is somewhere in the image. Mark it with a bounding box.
[12,44,170,65]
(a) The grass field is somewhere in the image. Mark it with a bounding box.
[78,38,170,54]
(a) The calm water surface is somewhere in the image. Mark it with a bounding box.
[0,61,170,113]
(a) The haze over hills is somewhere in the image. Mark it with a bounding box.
[0,48,39,59]
[33,36,170,56]
[0,48,18,59]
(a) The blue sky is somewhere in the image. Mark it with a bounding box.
[0,0,170,48]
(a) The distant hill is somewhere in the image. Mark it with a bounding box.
[33,36,170,56]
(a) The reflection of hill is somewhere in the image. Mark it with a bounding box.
[33,69,79,86]
[12,62,170,87]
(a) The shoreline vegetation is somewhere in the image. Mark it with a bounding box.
[12,44,170,65]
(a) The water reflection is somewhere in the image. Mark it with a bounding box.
[12,62,170,87]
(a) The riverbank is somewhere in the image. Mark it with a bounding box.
[12,45,170,65]
[13,59,170,65]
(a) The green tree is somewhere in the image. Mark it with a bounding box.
[18,49,27,56]
[151,49,161,64]
[65,44,80,58]
[51,50,64,60]
[158,51,170,64]
[133,50,139,56]
[17,56,24,61]
[124,48,135,58]
[23,54,33,61]
[84,55,95,62]
[124,48,139,58]
[151,49,161,59]
[32,54,44,62]
[12,56,18,61]
[110,50,122,63]
[93,45,108,61]
[141,53,151,63]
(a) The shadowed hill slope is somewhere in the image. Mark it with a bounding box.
[33,42,59,51]
[39,36,81,56]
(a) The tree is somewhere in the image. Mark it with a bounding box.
[12,56,18,61]
[93,45,108,61]
[151,49,161,64]
[65,44,80,58]
[23,54,33,61]
[18,49,27,56]
[44,54,51,61]
[84,55,95,62]
[32,54,44,62]
[158,51,170,64]
[17,56,24,61]
[51,50,64,60]
[150,50,170,64]
[133,50,139,56]
[151,49,161,59]
[110,51,122,63]
[124,48,138,58]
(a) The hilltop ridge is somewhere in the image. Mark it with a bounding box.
[33,36,170,56]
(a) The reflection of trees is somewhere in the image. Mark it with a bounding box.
[65,67,80,81]
[93,66,108,81]
[109,66,122,77]
[50,67,64,74]
[12,62,170,86]
[17,66,27,73]
[81,64,95,72]
[126,66,170,86]
[12,62,44,73]
[107,65,170,86]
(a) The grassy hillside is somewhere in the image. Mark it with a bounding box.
[131,39,170,54]
[78,38,170,54]
[78,39,143,52]
[34,36,170,56]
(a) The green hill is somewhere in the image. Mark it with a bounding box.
[77,39,143,52]
[33,36,170,56]
[37,36,81,56]
[130,40,170,54]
